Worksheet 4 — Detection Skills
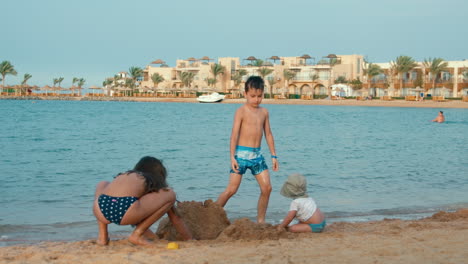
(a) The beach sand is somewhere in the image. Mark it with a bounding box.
[1,204,467,264]
[2,95,468,108]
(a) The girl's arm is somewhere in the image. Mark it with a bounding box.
[278,210,297,229]
[167,206,193,240]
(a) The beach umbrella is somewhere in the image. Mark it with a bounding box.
[199,56,213,61]
[269,56,280,63]
[244,56,258,66]
[300,54,313,65]
[151,59,166,65]
[41,85,52,95]
[187,57,197,61]
[409,87,425,99]
[89,85,102,96]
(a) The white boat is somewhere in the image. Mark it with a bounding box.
[197,92,225,103]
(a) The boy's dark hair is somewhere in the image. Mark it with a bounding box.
[245,76,265,92]
[440,111,444,114]
[133,156,168,193]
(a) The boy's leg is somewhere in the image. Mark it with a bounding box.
[254,170,272,224]
[215,173,242,207]
[121,190,176,245]
[93,181,110,245]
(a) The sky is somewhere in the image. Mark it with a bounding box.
[2,0,467,87]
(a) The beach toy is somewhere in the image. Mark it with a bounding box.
[167,242,179,250]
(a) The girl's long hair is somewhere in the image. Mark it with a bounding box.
[133,156,169,193]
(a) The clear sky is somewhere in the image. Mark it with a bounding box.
[2,0,467,87]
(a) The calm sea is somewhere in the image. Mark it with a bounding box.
[1,99,467,246]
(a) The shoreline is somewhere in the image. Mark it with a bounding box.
[1,95,468,109]
[1,209,467,263]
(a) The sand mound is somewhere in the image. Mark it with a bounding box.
[156,200,230,241]
[423,209,468,222]
[216,218,292,241]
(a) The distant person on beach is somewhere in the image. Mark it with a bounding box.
[93,156,192,246]
[215,76,279,224]
[277,174,326,233]
[432,111,445,123]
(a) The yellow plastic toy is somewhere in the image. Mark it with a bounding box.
[167,242,179,250]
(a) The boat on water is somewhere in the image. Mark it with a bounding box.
[197,92,225,103]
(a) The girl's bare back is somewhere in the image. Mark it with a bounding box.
[103,172,147,198]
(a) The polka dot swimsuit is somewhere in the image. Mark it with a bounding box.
[98,194,138,225]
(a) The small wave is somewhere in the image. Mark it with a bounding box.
[161,148,182,153]
[0,220,95,233]
[37,199,63,203]
[44,148,73,153]
[325,203,468,221]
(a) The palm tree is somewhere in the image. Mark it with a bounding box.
[77,78,85,96]
[393,55,417,95]
[252,59,264,67]
[269,77,277,95]
[258,67,274,98]
[310,74,319,82]
[21,73,32,94]
[180,71,195,88]
[283,70,296,97]
[57,77,64,87]
[206,78,216,87]
[112,75,121,87]
[53,78,59,87]
[72,77,79,95]
[0,61,17,93]
[128,66,143,88]
[151,73,165,88]
[335,76,348,84]
[349,78,363,90]
[423,57,448,91]
[210,63,226,90]
[231,69,248,91]
[363,63,383,96]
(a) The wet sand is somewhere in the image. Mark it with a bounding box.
[1,206,467,264]
[2,95,468,108]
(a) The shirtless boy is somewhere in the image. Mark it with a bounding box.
[215,76,279,223]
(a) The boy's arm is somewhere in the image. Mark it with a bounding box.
[230,108,242,172]
[263,110,279,171]
[278,210,297,229]
[168,206,193,240]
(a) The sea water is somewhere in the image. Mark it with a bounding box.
[1,100,467,245]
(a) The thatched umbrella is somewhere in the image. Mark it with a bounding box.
[187,57,197,61]
[69,85,78,96]
[269,56,280,64]
[89,85,102,96]
[199,56,213,61]
[300,54,313,65]
[244,56,257,66]
[151,59,166,65]
[41,85,52,95]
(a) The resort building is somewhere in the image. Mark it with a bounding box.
[134,55,468,98]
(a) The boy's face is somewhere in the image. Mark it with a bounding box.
[244,88,263,107]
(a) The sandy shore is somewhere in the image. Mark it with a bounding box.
[2,95,468,108]
[1,209,467,264]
